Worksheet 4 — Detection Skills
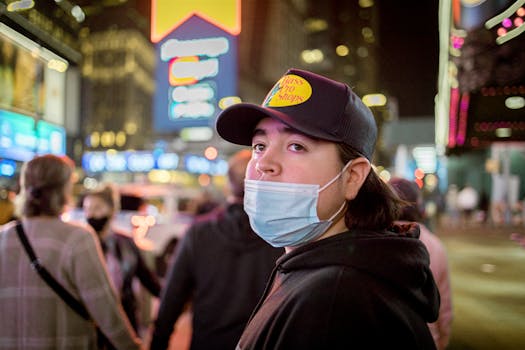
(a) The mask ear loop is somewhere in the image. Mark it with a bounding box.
[318,160,355,223]
[327,200,347,222]
[318,160,353,193]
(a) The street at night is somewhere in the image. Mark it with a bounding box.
[1,1,525,349]
[158,222,525,350]
[436,223,525,350]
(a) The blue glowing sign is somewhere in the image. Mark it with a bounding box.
[0,110,66,162]
[153,15,238,133]
[82,151,181,173]
[83,151,229,176]
[157,152,180,169]
[0,110,36,161]
[83,152,106,173]
[36,120,66,155]
[105,153,127,172]
[183,154,228,175]
[0,159,16,177]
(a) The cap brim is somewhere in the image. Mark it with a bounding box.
[215,103,269,145]
[216,103,341,146]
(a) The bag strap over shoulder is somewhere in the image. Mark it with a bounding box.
[15,221,91,320]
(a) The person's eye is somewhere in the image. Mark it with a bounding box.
[288,143,305,152]
[252,143,265,153]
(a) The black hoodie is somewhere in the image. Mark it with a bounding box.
[151,203,284,350]
[237,223,440,349]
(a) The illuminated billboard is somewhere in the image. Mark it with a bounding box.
[0,110,65,161]
[0,24,68,125]
[151,1,239,133]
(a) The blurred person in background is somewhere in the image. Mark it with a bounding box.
[149,149,284,350]
[0,154,141,349]
[82,184,162,345]
[193,189,221,216]
[478,190,490,224]
[0,187,16,225]
[457,183,479,227]
[155,196,203,279]
[445,184,460,228]
[389,177,453,350]
[215,68,440,349]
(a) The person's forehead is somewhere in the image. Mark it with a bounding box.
[253,117,314,140]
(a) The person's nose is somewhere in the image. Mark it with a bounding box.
[254,152,281,180]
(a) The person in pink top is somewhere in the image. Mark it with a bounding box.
[389,177,453,350]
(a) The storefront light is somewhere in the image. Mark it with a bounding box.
[219,96,241,109]
[100,131,115,147]
[6,0,34,12]
[362,94,387,107]
[0,23,68,71]
[495,128,512,138]
[204,146,218,160]
[505,96,525,109]
[115,131,127,147]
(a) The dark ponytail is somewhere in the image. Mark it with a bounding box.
[336,143,403,230]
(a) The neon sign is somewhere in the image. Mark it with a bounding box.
[153,14,237,132]
[169,57,219,82]
[161,37,229,61]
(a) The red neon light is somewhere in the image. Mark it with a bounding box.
[456,93,470,146]
[448,87,459,148]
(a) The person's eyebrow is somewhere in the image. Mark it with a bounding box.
[252,125,308,138]
[252,127,267,138]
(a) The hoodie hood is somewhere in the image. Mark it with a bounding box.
[275,223,439,322]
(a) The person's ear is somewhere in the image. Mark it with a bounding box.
[343,158,371,200]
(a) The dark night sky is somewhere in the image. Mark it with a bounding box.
[377,1,440,117]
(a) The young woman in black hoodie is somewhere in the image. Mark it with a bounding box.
[216,68,440,349]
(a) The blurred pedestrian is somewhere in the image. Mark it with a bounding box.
[0,154,141,349]
[478,190,490,224]
[194,189,221,216]
[215,68,440,348]
[149,149,284,350]
[0,187,16,225]
[155,198,197,278]
[457,184,479,227]
[445,184,460,227]
[389,177,453,350]
[82,183,162,344]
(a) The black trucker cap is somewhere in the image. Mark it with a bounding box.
[215,68,378,160]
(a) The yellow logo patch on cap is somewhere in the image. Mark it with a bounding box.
[263,74,312,107]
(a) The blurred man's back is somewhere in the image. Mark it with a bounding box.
[150,149,284,350]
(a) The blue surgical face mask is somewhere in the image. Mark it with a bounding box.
[244,161,352,247]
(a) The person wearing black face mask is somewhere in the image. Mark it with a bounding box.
[82,184,161,347]
[86,216,110,233]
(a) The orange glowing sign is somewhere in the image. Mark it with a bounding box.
[169,56,199,86]
[151,0,241,43]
